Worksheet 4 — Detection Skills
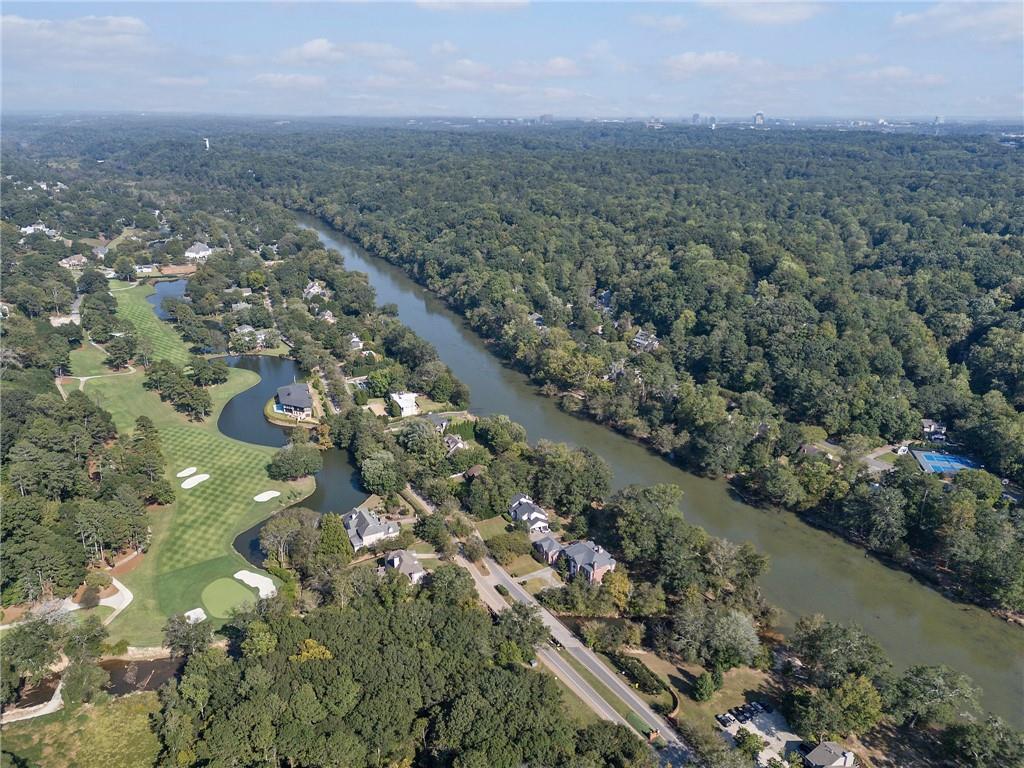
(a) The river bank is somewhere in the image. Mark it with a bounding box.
[292,211,1024,726]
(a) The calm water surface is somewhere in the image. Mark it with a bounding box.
[291,213,1024,724]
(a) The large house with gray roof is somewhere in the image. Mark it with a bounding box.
[509,493,550,533]
[275,383,313,419]
[343,509,400,551]
[561,540,616,584]
[383,550,426,584]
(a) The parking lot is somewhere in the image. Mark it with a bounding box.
[717,703,803,766]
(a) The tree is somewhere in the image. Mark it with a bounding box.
[943,715,1024,768]
[359,450,403,495]
[104,335,137,369]
[734,727,766,760]
[693,672,716,701]
[113,255,135,281]
[268,443,323,480]
[164,614,213,657]
[892,664,980,728]
[790,675,883,740]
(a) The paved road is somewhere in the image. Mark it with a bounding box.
[458,554,690,765]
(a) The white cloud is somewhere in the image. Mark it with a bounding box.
[631,14,687,31]
[280,39,405,65]
[154,76,208,87]
[514,56,584,78]
[449,58,492,78]
[850,65,947,88]
[664,51,744,79]
[280,38,346,64]
[437,74,482,91]
[430,40,458,55]
[893,2,1022,44]
[253,73,326,90]
[2,14,152,59]
[704,2,823,25]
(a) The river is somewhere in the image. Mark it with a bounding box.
[290,213,1023,724]
[148,226,1022,722]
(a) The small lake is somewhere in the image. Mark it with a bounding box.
[217,355,364,566]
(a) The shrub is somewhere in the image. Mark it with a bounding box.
[607,653,666,694]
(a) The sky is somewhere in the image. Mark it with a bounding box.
[2,1,1022,119]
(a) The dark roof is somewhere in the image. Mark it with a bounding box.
[276,383,313,410]
[562,540,615,570]
[534,536,562,555]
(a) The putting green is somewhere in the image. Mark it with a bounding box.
[201,578,256,618]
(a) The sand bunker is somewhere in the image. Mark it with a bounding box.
[234,570,277,599]
[176,467,197,478]
[184,607,207,624]
[180,473,210,489]
[253,490,281,502]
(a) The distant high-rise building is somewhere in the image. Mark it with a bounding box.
[539,114,554,124]
[934,115,945,125]
[691,113,701,125]
[754,111,765,126]
[710,116,717,130]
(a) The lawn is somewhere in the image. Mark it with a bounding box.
[635,650,773,735]
[114,283,190,366]
[505,553,546,578]
[69,341,111,377]
[475,515,511,540]
[84,287,314,646]
[558,650,652,737]
[1,692,161,768]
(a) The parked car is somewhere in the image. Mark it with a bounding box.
[714,714,731,728]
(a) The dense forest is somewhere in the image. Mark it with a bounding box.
[2,118,1023,768]
[24,120,1016,612]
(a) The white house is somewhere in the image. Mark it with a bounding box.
[58,254,88,270]
[509,493,550,533]
[134,264,157,274]
[443,434,466,457]
[349,333,364,351]
[185,242,213,262]
[303,280,329,301]
[390,392,421,418]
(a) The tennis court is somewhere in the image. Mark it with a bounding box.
[913,450,979,474]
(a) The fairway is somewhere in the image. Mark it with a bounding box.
[69,341,111,377]
[114,283,191,366]
[202,578,256,618]
[84,284,314,646]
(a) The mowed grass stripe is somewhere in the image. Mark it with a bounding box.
[83,285,315,646]
[114,283,191,366]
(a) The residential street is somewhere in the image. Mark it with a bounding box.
[456,554,690,765]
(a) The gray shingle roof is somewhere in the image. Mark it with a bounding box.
[276,383,313,410]
[562,541,615,570]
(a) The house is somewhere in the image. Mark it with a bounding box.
[390,392,421,418]
[803,742,856,768]
[348,333,364,351]
[342,509,400,551]
[631,329,661,352]
[49,314,80,327]
[303,280,329,301]
[275,383,313,419]
[922,419,947,441]
[59,254,88,270]
[383,550,426,584]
[509,494,550,533]
[464,464,486,480]
[233,324,273,349]
[320,310,336,325]
[231,302,251,313]
[185,242,213,262]
[92,246,109,260]
[134,264,157,274]
[561,540,616,584]
[533,536,563,565]
[528,312,546,329]
[426,413,451,433]
[443,434,466,457]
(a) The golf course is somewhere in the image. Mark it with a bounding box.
[84,283,313,646]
